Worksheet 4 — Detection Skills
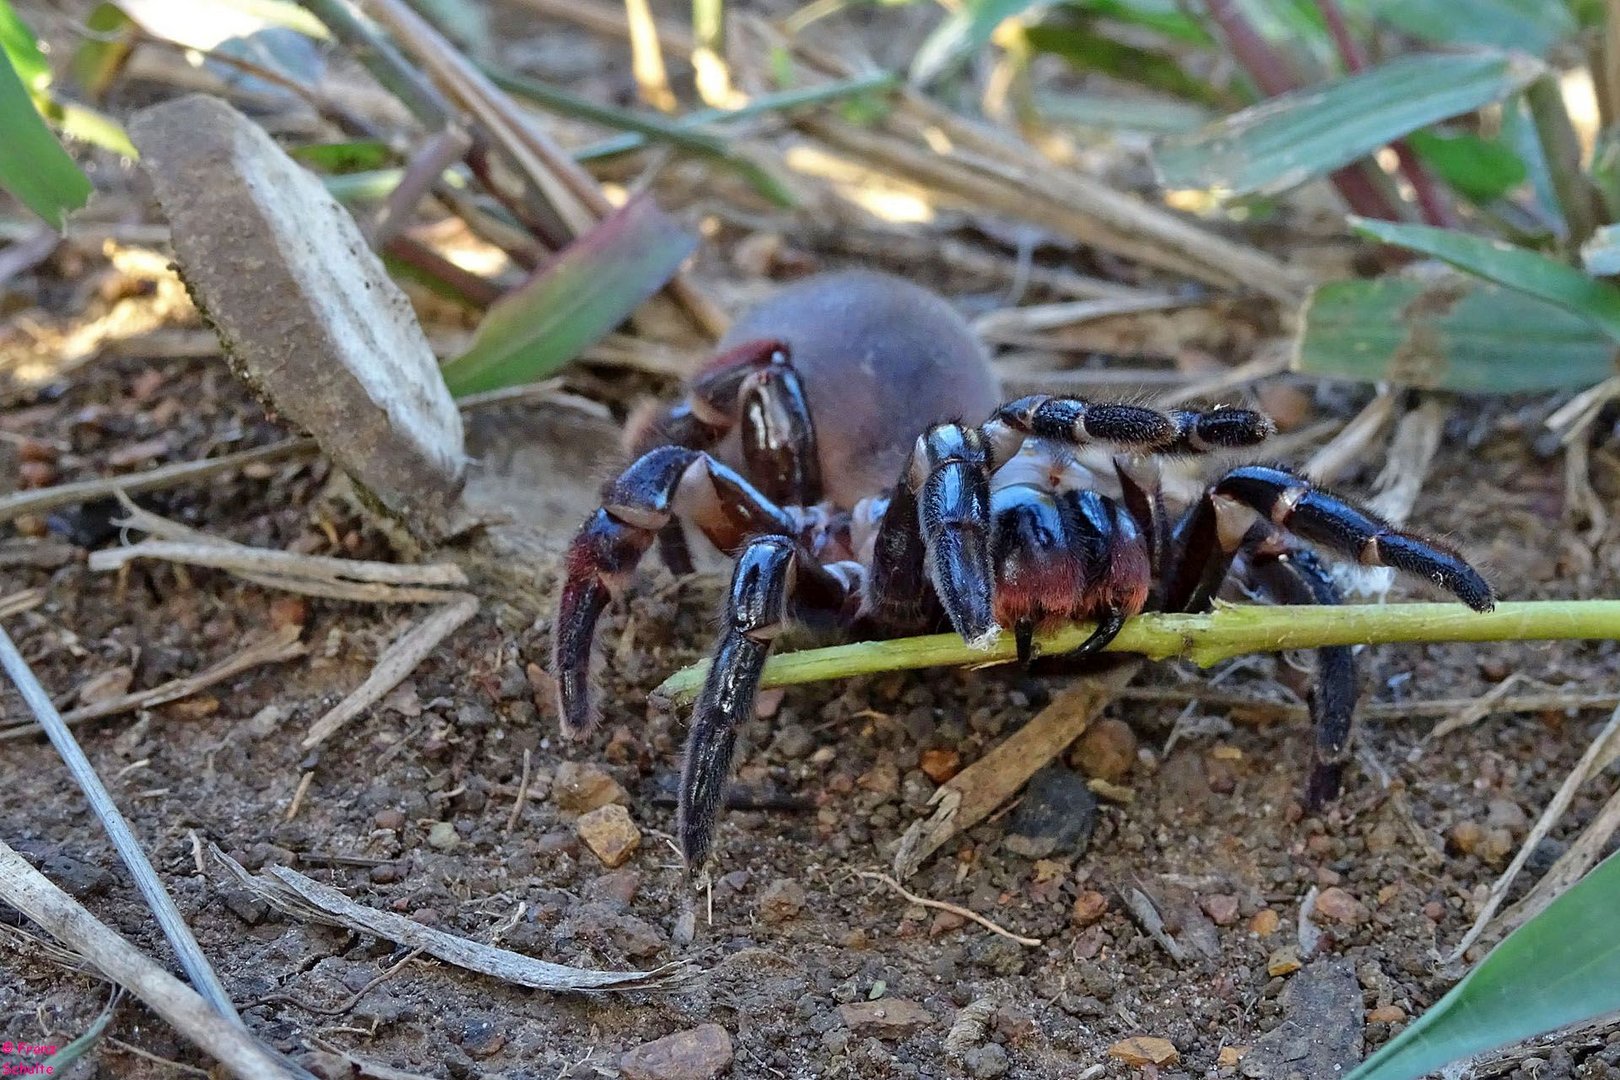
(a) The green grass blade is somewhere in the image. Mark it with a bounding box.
[0,26,92,228]
[438,194,696,396]
[1024,20,1225,106]
[909,0,1042,86]
[1294,275,1617,392]
[1366,0,1575,56]
[1351,217,1620,342]
[1347,849,1620,1080]
[1404,129,1527,204]
[1154,51,1544,198]
[0,0,47,90]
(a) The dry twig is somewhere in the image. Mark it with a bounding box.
[856,872,1041,947]
[301,593,480,748]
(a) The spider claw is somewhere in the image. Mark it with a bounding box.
[1070,607,1126,657]
[1015,618,1035,665]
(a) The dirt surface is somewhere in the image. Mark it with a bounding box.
[6,319,1620,1080]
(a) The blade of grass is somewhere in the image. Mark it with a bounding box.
[1294,275,1617,392]
[652,601,1620,706]
[481,65,794,207]
[571,71,899,161]
[0,34,92,227]
[1404,129,1527,204]
[1154,51,1545,198]
[1345,848,1620,1080]
[1525,72,1601,243]
[910,0,1048,87]
[1350,216,1620,341]
[439,193,697,395]
[1366,0,1576,57]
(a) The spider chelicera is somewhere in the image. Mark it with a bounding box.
[551,271,1495,874]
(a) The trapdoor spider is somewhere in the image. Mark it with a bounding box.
[553,271,1494,874]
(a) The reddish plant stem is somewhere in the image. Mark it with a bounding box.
[1204,0,1402,221]
[1314,0,1454,226]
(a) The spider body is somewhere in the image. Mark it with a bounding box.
[554,271,1495,874]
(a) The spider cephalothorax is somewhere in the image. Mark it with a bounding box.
[552,271,1495,875]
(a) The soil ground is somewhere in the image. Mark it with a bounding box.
[5,326,1620,1080]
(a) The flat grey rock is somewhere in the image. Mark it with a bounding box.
[130,94,467,540]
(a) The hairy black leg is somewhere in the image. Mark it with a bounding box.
[1162,492,1273,614]
[865,485,938,632]
[553,447,798,737]
[1245,548,1358,808]
[911,424,998,647]
[680,537,860,873]
[983,396,1274,463]
[1213,465,1495,611]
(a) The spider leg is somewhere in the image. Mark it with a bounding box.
[982,396,1275,461]
[680,536,862,872]
[1243,546,1359,808]
[909,423,998,647]
[553,446,798,737]
[625,339,821,575]
[1212,465,1495,611]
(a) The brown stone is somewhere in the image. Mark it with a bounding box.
[577,804,641,868]
[1071,889,1109,927]
[1312,886,1370,926]
[1069,717,1136,783]
[757,878,807,924]
[1217,1045,1249,1068]
[919,747,962,783]
[1202,893,1241,926]
[837,999,932,1036]
[1367,1005,1406,1024]
[553,761,629,814]
[1107,1036,1178,1067]
[1267,947,1302,977]
[1249,908,1280,936]
[619,1024,733,1080]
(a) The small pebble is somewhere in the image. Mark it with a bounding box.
[1201,893,1240,926]
[837,999,932,1036]
[1267,947,1302,976]
[1217,1045,1250,1068]
[757,878,807,924]
[1448,820,1484,855]
[1249,909,1280,936]
[919,747,963,783]
[1069,718,1136,783]
[552,761,629,814]
[1107,1036,1179,1067]
[1071,890,1109,927]
[1311,886,1369,926]
[459,1018,505,1059]
[1003,766,1098,859]
[964,1042,1010,1078]
[426,821,458,850]
[576,804,641,868]
[374,808,406,831]
[772,723,815,759]
[1367,1005,1406,1024]
[619,1024,733,1080]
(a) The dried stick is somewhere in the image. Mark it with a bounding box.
[1447,703,1620,961]
[0,627,242,1024]
[214,848,697,992]
[891,665,1141,879]
[0,841,292,1080]
[856,871,1041,947]
[88,540,468,586]
[302,592,479,748]
[0,626,306,742]
[0,438,319,527]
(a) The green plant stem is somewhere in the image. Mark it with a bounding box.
[1526,73,1601,243]
[572,72,900,161]
[298,0,451,128]
[481,65,794,206]
[653,601,1620,706]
